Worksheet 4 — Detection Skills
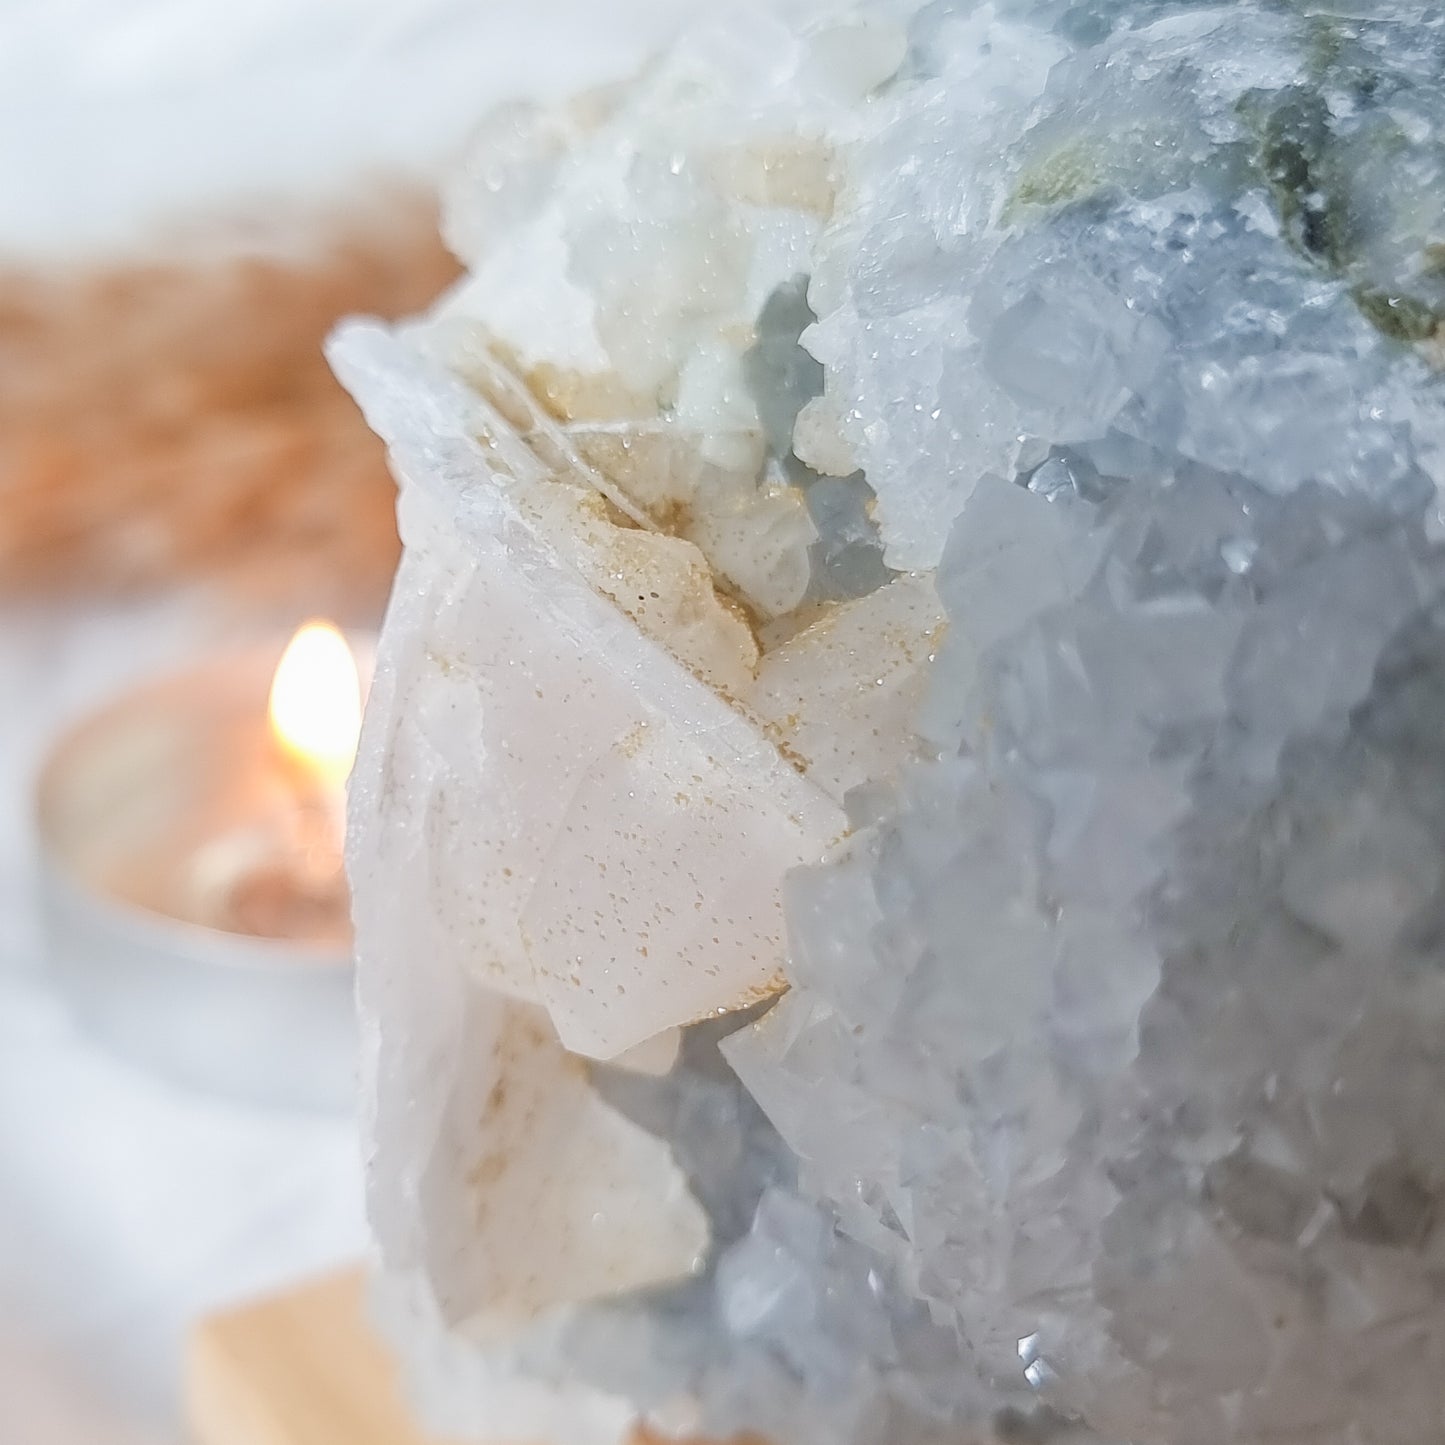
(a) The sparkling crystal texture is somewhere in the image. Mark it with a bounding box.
[331,2,1445,1442]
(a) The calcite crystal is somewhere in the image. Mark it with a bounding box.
[331,3,1445,1443]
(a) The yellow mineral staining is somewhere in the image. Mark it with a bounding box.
[441,327,782,694]
[578,494,761,696]
[438,299,931,822]
[685,969,791,1023]
[524,358,657,424]
[573,423,816,624]
[705,136,839,217]
[572,426,723,522]
[438,323,655,528]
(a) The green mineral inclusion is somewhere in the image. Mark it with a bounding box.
[1004,141,1103,222]
[1241,21,1445,348]
[1351,287,1442,345]
[1004,19,1445,351]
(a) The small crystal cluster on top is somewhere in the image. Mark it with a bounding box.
[328,2,1445,1443]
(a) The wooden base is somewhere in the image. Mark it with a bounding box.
[185,1268,765,1445]
[186,1267,463,1445]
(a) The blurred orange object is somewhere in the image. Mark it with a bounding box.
[186,1268,773,1445]
[0,190,459,622]
[186,1269,462,1445]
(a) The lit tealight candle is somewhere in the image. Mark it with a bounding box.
[269,620,363,789]
[35,624,373,1110]
[187,621,362,947]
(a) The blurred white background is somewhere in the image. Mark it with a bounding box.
[0,0,707,257]
[0,2,706,1440]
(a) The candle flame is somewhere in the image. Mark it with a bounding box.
[268,621,362,786]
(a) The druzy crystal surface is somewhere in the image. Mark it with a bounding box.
[330,3,1445,1442]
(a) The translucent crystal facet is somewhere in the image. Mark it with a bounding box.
[332,2,1445,1441]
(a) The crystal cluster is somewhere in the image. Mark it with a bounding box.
[330,3,1445,1442]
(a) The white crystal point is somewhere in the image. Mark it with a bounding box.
[451,1000,709,1337]
[747,572,944,800]
[521,714,838,1059]
[331,320,845,1059]
[346,864,684,1445]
